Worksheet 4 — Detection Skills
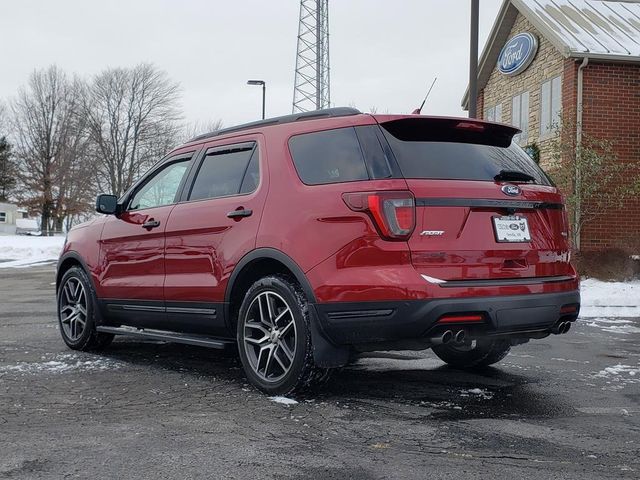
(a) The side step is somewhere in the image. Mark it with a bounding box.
[96,326,234,350]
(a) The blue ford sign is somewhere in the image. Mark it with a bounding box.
[498,33,538,76]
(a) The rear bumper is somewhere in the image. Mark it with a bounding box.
[313,290,580,346]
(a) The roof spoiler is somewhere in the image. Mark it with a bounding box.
[379,117,520,148]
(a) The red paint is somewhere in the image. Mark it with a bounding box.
[62,112,578,319]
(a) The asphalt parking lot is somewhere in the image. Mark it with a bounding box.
[1,265,639,479]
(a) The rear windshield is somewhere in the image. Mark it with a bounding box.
[380,118,551,185]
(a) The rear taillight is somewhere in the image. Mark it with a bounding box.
[343,191,416,240]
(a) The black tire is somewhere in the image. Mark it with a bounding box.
[57,266,114,351]
[432,338,511,369]
[236,274,331,395]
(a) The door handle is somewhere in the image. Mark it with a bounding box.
[142,219,161,229]
[227,208,253,219]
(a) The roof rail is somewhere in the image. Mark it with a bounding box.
[188,107,362,143]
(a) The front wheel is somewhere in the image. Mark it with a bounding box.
[236,274,331,395]
[432,338,511,369]
[57,266,114,351]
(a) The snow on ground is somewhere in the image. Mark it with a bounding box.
[459,388,494,400]
[579,278,640,318]
[0,353,122,376]
[0,235,65,269]
[269,396,298,406]
[584,318,640,335]
[593,363,640,391]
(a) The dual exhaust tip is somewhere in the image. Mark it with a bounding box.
[432,329,466,345]
[432,321,572,344]
[553,321,572,335]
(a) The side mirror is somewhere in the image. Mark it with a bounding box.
[96,194,118,215]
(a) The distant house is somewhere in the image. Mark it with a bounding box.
[0,202,38,235]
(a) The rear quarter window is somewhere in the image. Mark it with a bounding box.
[288,127,369,185]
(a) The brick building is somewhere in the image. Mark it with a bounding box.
[462,0,640,252]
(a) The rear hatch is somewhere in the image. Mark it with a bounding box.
[377,116,572,283]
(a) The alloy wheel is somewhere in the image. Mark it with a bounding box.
[59,277,88,341]
[243,291,297,382]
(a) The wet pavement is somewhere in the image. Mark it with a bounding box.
[1,266,639,479]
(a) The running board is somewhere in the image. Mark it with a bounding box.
[96,326,233,349]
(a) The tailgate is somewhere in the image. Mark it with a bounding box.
[377,116,573,282]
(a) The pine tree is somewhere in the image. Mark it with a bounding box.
[0,136,16,202]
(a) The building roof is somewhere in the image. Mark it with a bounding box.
[462,0,640,109]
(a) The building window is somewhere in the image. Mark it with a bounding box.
[485,103,502,122]
[0,212,6,223]
[540,76,561,137]
[511,91,529,144]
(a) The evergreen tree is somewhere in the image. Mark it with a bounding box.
[0,136,16,202]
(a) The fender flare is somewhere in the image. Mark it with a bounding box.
[56,251,96,292]
[224,248,317,306]
[224,248,349,368]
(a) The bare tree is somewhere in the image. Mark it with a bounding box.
[0,102,16,202]
[549,119,640,250]
[10,66,91,234]
[0,136,16,202]
[51,107,97,231]
[0,102,7,133]
[181,119,224,143]
[83,63,182,197]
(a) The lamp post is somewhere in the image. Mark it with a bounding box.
[247,80,266,119]
[469,0,479,118]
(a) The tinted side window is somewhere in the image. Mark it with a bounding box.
[239,149,260,194]
[189,145,256,201]
[288,127,369,185]
[129,160,190,211]
[355,126,392,179]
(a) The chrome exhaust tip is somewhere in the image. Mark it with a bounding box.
[429,330,454,345]
[562,322,572,334]
[454,330,466,344]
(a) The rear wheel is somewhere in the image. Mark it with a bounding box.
[237,274,331,395]
[432,338,511,369]
[57,266,114,351]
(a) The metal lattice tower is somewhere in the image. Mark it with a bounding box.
[292,0,330,113]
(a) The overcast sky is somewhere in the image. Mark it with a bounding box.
[1,0,503,127]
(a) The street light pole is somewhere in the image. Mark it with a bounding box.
[247,80,266,119]
[469,0,479,118]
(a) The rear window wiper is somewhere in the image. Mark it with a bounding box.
[494,170,536,183]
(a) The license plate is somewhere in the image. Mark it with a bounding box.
[493,216,531,243]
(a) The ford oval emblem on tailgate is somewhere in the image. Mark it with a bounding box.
[501,185,520,196]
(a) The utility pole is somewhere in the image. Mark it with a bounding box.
[293,0,330,113]
[469,0,479,118]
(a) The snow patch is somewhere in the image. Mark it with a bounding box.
[593,363,640,391]
[0,235,65,269]
[585,317,640,335]
[596,364,639,378]
[0,353,122,375]
[580,279,640,318]
[459,388,494,400]
[269,396,298,405]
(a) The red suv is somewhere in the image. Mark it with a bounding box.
[56,108,580,394]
